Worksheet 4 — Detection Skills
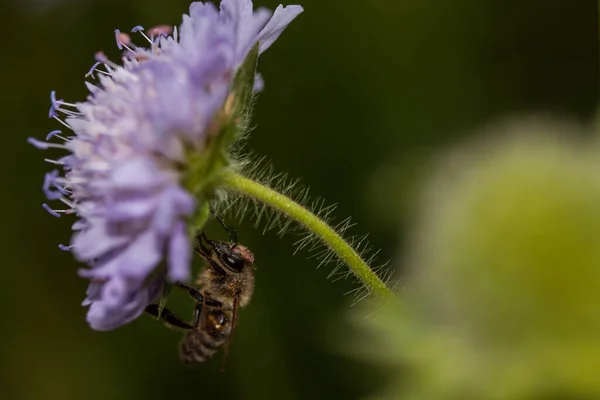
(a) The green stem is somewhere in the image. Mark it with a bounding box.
[221,171,394,299]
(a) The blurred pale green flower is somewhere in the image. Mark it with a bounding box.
[350,119,600,400]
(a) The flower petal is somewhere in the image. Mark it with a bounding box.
[256,5,303,54]
[80,229,162,280]
[87,282,149,331]
[167,221,191,282]
[110,157,168,190]
[220,0,273,59]
[71,221,130,261]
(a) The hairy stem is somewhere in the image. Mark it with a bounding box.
[221,171,394,299]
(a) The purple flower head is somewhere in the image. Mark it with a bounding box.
[29,0,302,331]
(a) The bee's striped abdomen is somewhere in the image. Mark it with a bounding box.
[179,308,232,364]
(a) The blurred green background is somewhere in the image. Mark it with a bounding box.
[1,0,597,399]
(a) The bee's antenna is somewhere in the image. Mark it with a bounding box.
[216,215,238,245]
[194,232,211,256]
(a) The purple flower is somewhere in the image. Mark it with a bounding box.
[28,0,302,331]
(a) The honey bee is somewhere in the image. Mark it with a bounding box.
[146,216,255,364]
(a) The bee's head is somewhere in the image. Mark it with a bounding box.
[213,242,255,274]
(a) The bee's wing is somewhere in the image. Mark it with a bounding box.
[220,296,240,371]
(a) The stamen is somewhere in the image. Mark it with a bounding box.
[95,51,109,63]
[45,190,63,201]
[139,32,153,45]
[50,91,59,107]
[43,171,66,200]
[58,155,76,168]
[49,91,65,118]
[114,29,131,50]
[48,104,58,118]
[56,185,71,196]
[95,70,113,77]
[85,61,102,78]
[42,170,63,200]
[53,116,74,130]
[44,158,65,166]
[120,43,136,53]
[42,203,61,218]
[28,137,67,150]
[53,209,74,214]
[46,130,62,141]
[59,244,74,251]
[114,30,136,54]
[94,52,126,75]
[95,52,120,71]
[131,25,154,45]
[94,52,138,81]
[59,197,76,209]
[58,100,78,108]
[148,25,173,38]
[56,109,81,118]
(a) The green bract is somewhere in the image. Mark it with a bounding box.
[184,43,259,233]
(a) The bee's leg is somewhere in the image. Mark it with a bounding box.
[193,303,202,327]
[204,297,223,308]
[175,282,205,304]
[175,283,223,308]
[216,215,238,245]
[145,304,193,330]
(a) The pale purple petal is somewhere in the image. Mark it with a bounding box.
[97,276,131,307]
[110,157,169,190]
[87,283,148,331]
[168,221,191,282]
[220,0,273,59]
[256,5,303,54]
[71,222,130,261]
[105,193,158,222]
[188,1,219,21]
[71,220,88,230]
[86,275,164,331]
[82,282,102,306]
[152,185,196,235]
[80,230,162,280]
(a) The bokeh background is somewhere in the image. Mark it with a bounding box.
[2,0,597,399]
